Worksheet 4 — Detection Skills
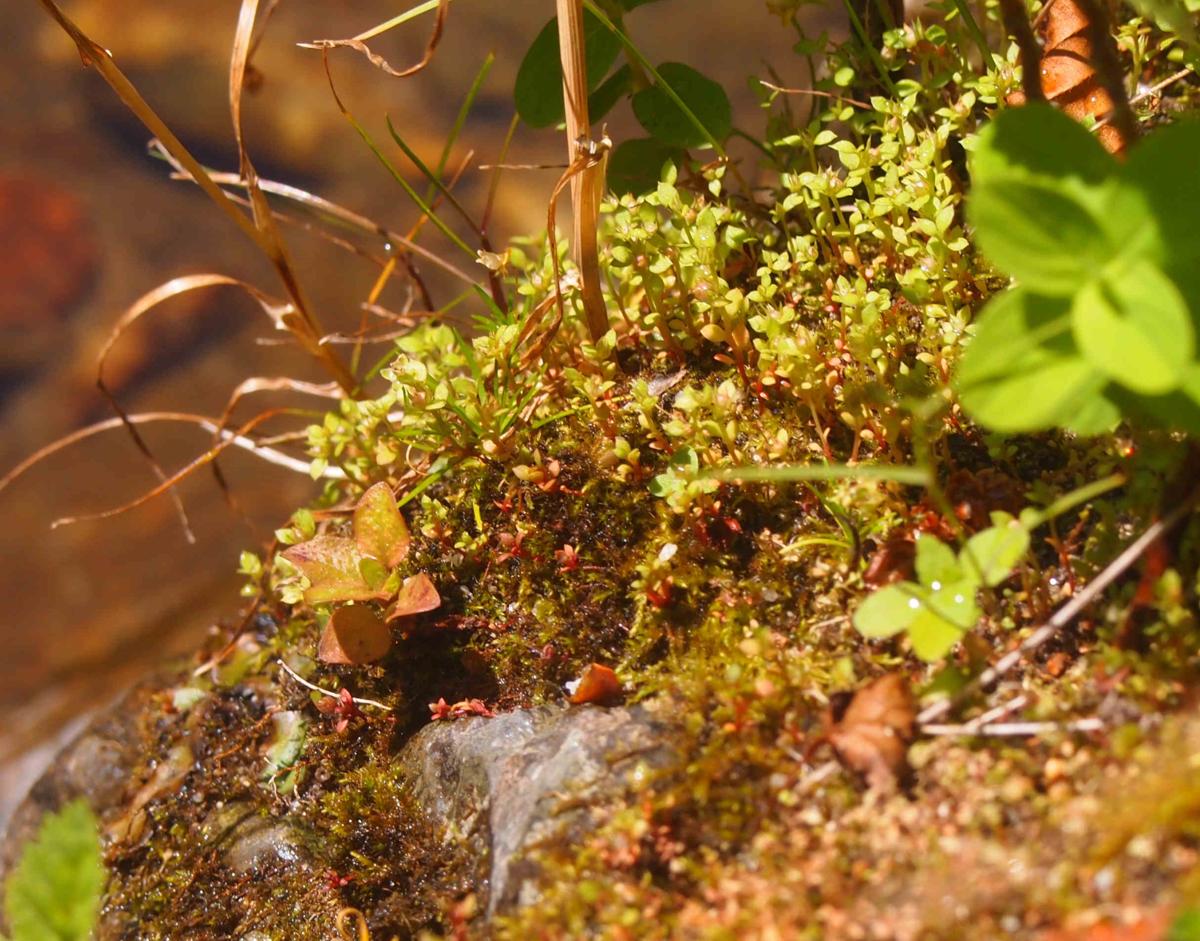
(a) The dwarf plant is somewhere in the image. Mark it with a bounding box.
[956,104,1200,434]
[852,511,1030,660]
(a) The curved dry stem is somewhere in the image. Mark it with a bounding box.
[0,412,344,509]
[48,408,320,530]
[301,0,449,78]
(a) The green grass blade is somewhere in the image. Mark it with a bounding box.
[706,463,932,486]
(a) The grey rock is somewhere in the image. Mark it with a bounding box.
[400,702,682,915]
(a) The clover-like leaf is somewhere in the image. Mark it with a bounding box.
[955,288,1114,433]
[353,482,411,568]
[906,607,967,661]
[1072,259,1193,395]
[913,533,961,589]
[385,572,442,624]
[282,536,382,605]
[960,514,1030,588]
[853,583,922,639]
[968,178,1114,296]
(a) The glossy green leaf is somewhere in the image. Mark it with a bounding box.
[514,11,623,128]
[631,62,732,148]
[1072,260,1193,394]
[353,482,410,567]
[853,583,921,638]
[914,534,961,589]
[955,288,1110,432]
[961,515,1030,587]
[968,179,1113,295]
[4,801,103,941]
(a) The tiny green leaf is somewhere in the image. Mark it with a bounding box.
[4,800,103,941]
[1072,260,1193,395]
[631,62,732,148]
[960,515,1030,587]
[514,11,623,128]
[353,482,411,567]
[914,534,962,589]
[906,608,966,661]
[853,584,921,638]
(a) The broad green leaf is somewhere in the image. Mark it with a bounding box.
[960,515,1030,587]
[1122,119,1200,269]
[608,138,684,194]
[1072,260,1193,394]
[631,62,732,148]
[967,179,1113,295]
[956,288,1110,432]
[589,64,633,122]
[353,482,410,567]
[514,11,623,128]
[971,103,1115,188]
[853,584,921,638]
[262,711,307,793]
[4,801,103,941]
[913,534,961,589]
[282,536,382,604]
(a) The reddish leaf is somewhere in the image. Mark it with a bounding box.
[568,663,623,706]
[282,535,382,604]
[429,697,495,720]
[353,482,411,568]
[385,572,441,623]
[827,673,916,791]
[318,605,392,665]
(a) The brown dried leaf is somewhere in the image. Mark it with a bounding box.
[353,482,410,567]
[827,673,916,791]
[568,663,623,706]
[282,535,382,605]
[318,605,392,665]
[384,572,442,623]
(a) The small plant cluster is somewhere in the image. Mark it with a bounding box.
[957,103,1200,435]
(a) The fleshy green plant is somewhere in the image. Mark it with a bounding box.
[852,511,1030,660]
[2,801,103,941]
[955,104,1200,435]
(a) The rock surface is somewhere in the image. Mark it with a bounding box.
[402,703,682,915]
[0,672,682,936]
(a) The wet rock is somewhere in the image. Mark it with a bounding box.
[399,702,683,915]
[221,812,311,876]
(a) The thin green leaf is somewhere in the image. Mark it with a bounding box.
[707,463,931,486]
